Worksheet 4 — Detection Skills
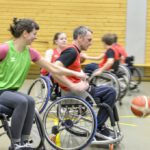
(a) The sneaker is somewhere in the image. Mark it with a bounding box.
[23,142,32,148]
[9,143,33,150]
[96,126,115,139]
[22,141,33,150]
[9,143,26,150]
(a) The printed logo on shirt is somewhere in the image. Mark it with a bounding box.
[10,57,16,62]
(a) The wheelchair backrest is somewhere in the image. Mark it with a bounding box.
[125,56,134,66]
[111,60,120,72]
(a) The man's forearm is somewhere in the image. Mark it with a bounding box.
[53,74,89,92]
[52,74,74,91]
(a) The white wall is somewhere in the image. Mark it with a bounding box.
[126,0,147,64]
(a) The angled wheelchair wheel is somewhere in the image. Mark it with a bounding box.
[91,72,121,101]
[117,75,129,100]
[128,66,142,90]
[119,65,131,84]
[43,96,97,150]
[28,76,52,113]
[115,65,130,100]
[30,109,46,149]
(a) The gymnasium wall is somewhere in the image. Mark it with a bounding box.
[0,0,126,78]
[146,0,150,63]
[0,0,149,79]
[145,0,150,79]
[126,0,147,64]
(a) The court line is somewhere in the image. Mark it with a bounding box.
[119,115,137,118]
[119,122,137,127]
[120,115,150,118]
[119,115,138,127]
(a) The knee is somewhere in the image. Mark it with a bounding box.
[28,96,35,108]
[18,97,28,108]
[108,86,116,94]
[106,87,116,100]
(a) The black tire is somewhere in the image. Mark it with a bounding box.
[28,76,52,113]
[128,67,142,90]
[115,65,130,100]
[30,109,46,149]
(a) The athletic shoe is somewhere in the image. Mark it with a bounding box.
[96,126,115,139]
[9,143,33,150]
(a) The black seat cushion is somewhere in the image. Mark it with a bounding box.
[0,104,13,117]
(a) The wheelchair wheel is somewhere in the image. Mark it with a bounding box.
[128,66,142,90]
[91,72,121,101]
[30,109,46,149]
[119,65,131,84]
[28,76,52,113]
[115,65,130,100]
[43,96,97,150]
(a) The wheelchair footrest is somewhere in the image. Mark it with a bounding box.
[91,133,123,145]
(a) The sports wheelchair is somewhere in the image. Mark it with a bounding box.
[0,104,46,150]
[28,76,97,149]
[28,76,123,150]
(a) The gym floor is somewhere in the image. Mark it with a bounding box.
[0,80,150,150]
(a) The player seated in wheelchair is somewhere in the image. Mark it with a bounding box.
[80,33,129,99]
[81,33,120,77]
[53,26,118,139]
[40,32,68,100]
[40,32,68,76]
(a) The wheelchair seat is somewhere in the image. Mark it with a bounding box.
[0,104,13,118]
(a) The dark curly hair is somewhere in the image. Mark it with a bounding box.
[9,18,40,38]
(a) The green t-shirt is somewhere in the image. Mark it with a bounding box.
[0,40,31,90]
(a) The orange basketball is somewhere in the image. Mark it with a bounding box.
[131,96,150,117]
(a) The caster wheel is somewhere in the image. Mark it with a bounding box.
[109,144,114,150]
[50,134,56,144]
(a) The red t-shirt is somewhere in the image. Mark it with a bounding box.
[112,43,127,63]
[40,49,61,75]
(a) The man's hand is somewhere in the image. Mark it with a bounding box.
[75,71,89,81]
[80,52,88,59]
[70,80,89,92]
